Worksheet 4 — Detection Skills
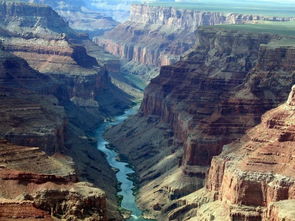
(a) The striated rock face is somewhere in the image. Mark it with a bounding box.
[129,4,291,30]
[202,85,295,220]
[0,1,133,116]
[23,0,119,36]
[0,200,54,220]
[0,48,115,219]
[140,28,295,170]
[95,4,294,76]
[0,50,117,218]
[33,182,106,221]
[0,1,133,220]
[106,28,295,219]
[0,49,66,154]
[0,139,107,220]
[0,139,75,184]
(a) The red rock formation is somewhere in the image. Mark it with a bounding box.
[0,50,66,154]
[0,139,107,220]
[106,27,295,219]
[0,2,132,220]
[0,200,53,220]
[204,85,295,220]
[140,28,295,171]
[95,4,294,69]
[0,1,132,115]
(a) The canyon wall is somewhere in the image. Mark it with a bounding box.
[106,27,295,220]
[129,4,291,30]
[0,58,110,219]
[0,1,135,220]
[24,0,119,36]
[177,84,295,220]
[0,139,107,221]
[95,4,294,80]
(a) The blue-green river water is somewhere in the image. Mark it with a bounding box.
[96,105,153,221]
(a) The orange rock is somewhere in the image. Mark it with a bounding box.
[206,85,295,220]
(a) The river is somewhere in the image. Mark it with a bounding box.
[96,104,153,221]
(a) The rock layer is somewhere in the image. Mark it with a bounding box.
[95,4,294,75]
[201,85,295,220]
[0,1,134,220]
[106,27,295,219]
[0,139,107,220]
[23,0,119,36]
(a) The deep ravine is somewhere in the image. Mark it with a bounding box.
[96,104,153,221]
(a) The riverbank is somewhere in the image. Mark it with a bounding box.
[95,104,155,220]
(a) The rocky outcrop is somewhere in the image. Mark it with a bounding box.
[0,48,66,154]
[0,50,117,221]
[0,139,107,220]
[23,0,119,36]
[130,4,291,30]
[198,85,295,220]
[33,182,106,220]
[0,1,134,220]
[140,28,295,171]
[95,4,294,77]
[0,200,54,220]
[0,139,75,180]
[106,27,295,219]
[0,1,133,116]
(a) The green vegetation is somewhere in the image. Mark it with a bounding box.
[147,0,295,17]
[209,21,295,47]
[214,21,295,37]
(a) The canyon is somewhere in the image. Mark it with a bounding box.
[25,0,119,36]
[1,0,295,220]
[95,4,295,80]
[0,1,137,220]
[106,24,295,220]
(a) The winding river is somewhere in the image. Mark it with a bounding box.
[96,104,152,221]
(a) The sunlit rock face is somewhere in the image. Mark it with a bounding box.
[95,3,293,75]
[106,27,295,219]
[204,84,295,220]
[0,140,107,221]
[140,28,295,171]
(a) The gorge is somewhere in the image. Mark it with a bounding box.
[0,0,295,221]
[104,4,295,220]
[94,3,295,80]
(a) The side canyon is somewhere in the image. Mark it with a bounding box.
[106,20,295,220]
[95,4,294,80]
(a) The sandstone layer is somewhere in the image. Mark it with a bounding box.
[0,1,136,220]
[95,4,294,80]
[168,85,295,221]
[0,41,117,220]
[0,139,107,221]
[106,27,295,219]
[202,84,295,220]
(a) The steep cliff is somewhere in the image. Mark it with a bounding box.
[24,0,119,36]
[106,27,295,219]
[0,1,135,220]
[0,46,120,219]
[0,0,133,121]
[0,139,107,221]
[183,84,295,221]
[95,4,294,80]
